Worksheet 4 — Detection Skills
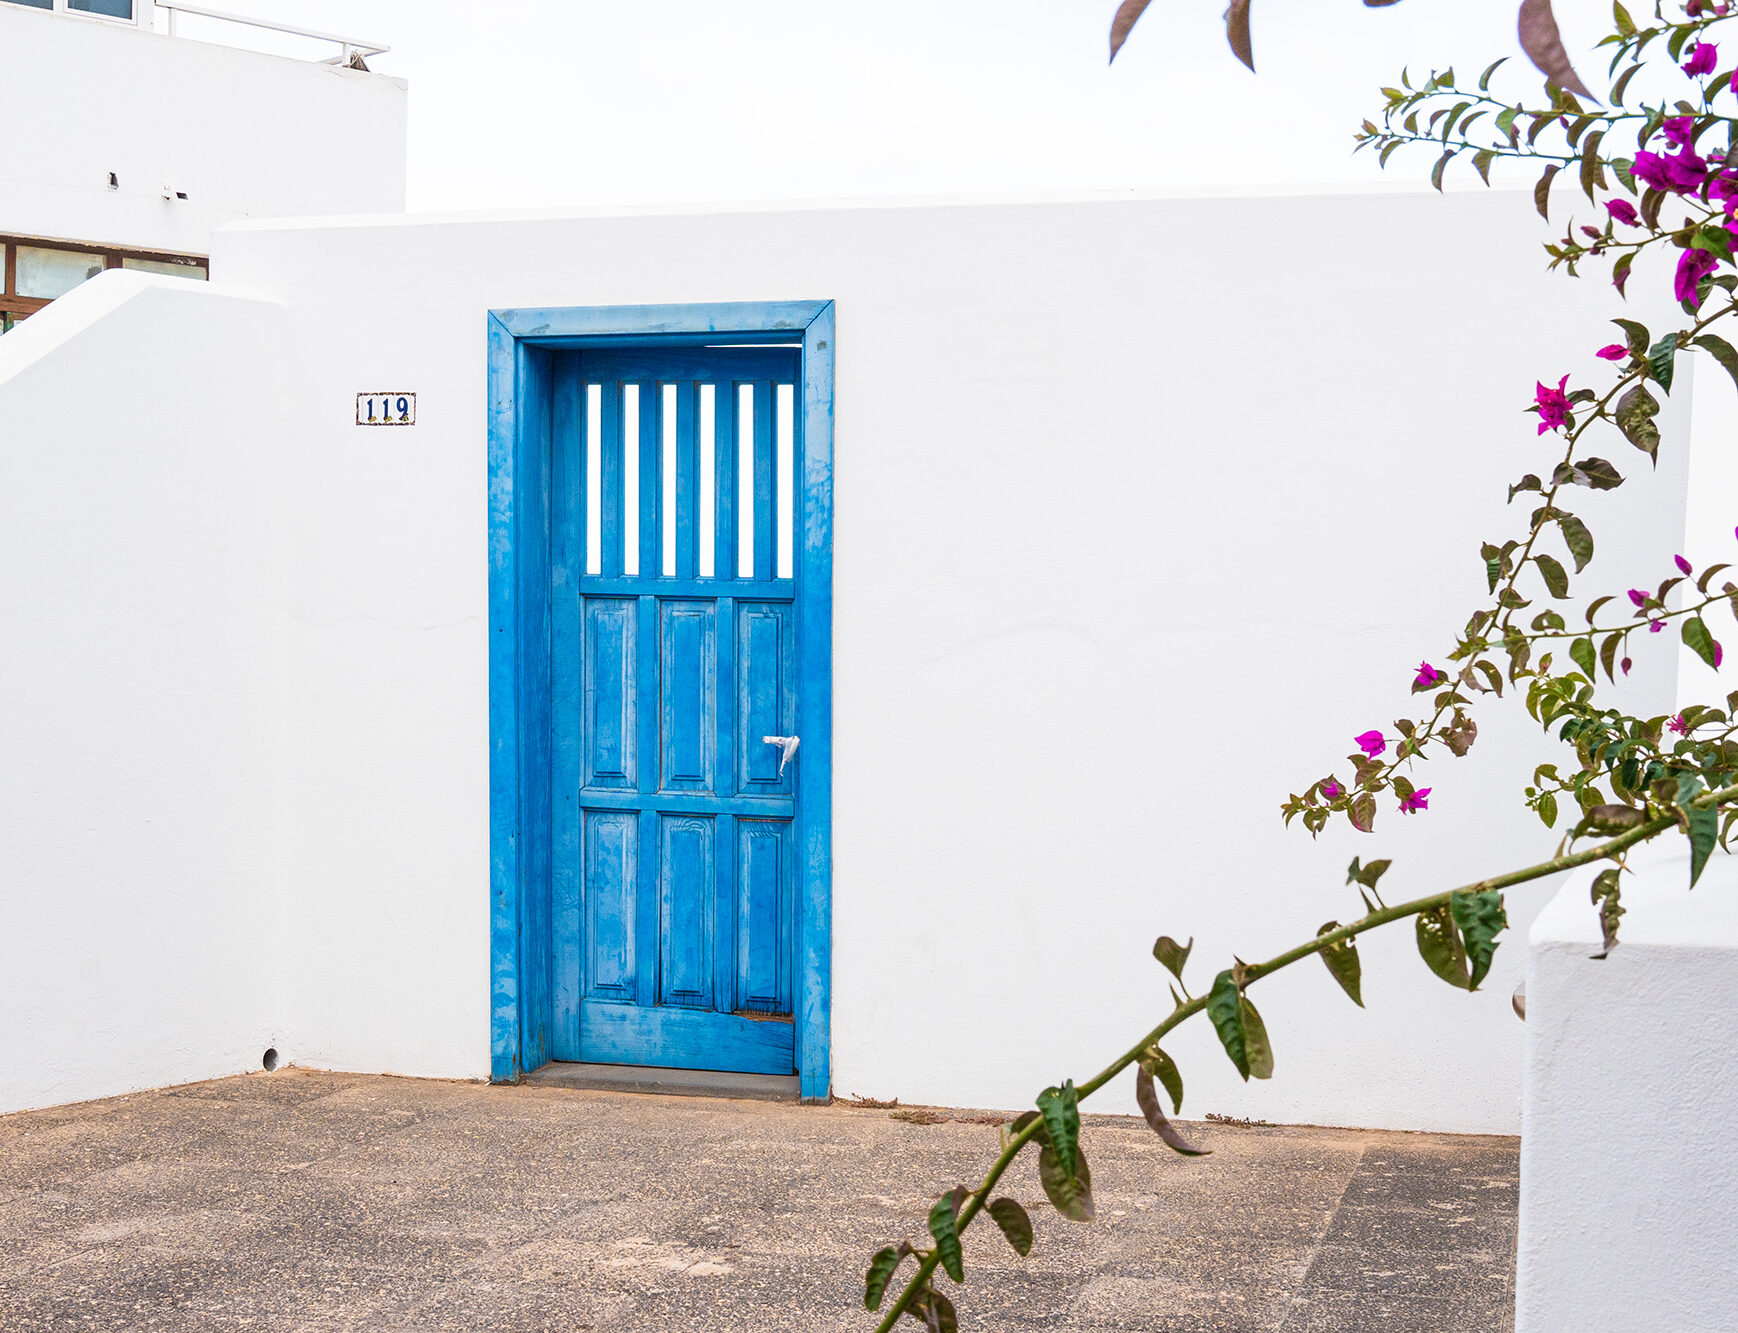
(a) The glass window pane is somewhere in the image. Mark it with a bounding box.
[69,0,134,17]
[121,256,207,280]
[0,2,57,11]
[16,247,105,300]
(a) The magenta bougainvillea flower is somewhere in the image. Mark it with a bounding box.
[1534,376,1572,434]
[1650,618,1666,633]
[1669,713,1690,736]
[1322,779,1342,800]
[1628,588,1649,607]
[1606,199,1641,227]
[1355,731,1386,758]
[1662,116,1698,150]
[1676,247,1720,304]
[1684,41,1720,77]
[1634,147,1710,194]
[1676,554,1694,575]
[1622,656,1634,675]
[1399,788,1431,815]
[1596,344,1628,360]
[1414,661,1445,688]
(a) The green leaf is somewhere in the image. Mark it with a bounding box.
[1570,637,1597,678]
[1240,990,1274,1080]
[1558,514,1595,573]
[1431,149,1454,192]
[1648,333,1678,392]
[1536,552,1570,598]
[1207,970,1252,1079]
[1346,857,1392,890]
[1449,889,1508,991]
[1611,63,1643,106]
[1036,1081,1081,1182]
[1534,162,1559,220]
[1678,775,1718,888]
[1589,866,1624,958]
[1539,790,1560,828]
[1478,56,1508,90]
[1580,129,1606,201]
[1350,792,1376,833]
[1611,318,1650,355]
[1316,921,1364,1007]
[1576,457,1624,490]
[1152,935,1193,984]
[1693,334,1738,395]
[1613,1,1635,37]
[1472,148,1497,185]
[927,1188,966,1282]
[986,1198,1033,1256]
[1615,384,1661,461]
[1140,1046,1184,1114]
[1134,1064,1210,1156]
[1683,616,1722,669]
[1224,0,1253,71]
[864,1245,906,1311]
[1416,902,1471,989]
[1037,1140,1095,1222]
[1600,631,1622,682]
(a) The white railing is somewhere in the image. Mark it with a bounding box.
[153,2,388,65]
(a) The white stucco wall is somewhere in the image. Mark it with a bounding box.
[0,272,288,1113]
[0,187,1704,1128]
[222,187,1690,1131]
[1518,849,1738,1332]
[0,4,405,257]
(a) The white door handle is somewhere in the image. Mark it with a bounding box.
[762,735,799,775]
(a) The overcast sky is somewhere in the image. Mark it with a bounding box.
[183,1,1616,211]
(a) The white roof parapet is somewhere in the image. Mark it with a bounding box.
[154,2,388,65]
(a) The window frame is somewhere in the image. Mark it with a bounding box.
[0,0,151,27]
[1,234,207,326]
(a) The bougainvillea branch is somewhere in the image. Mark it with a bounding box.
[862,7,1738,1329]
[865,784,1736,1330]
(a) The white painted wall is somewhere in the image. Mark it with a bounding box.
[213,187,1690,1132]
[1518,848,1738,1332]
[0,3,405,257]
[0,271,288,1114]
[0,188,1704,1128]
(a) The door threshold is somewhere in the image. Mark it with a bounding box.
[523,1061,801,1102]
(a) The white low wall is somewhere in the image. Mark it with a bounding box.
[0,188,1705,1128]
[1518,849,1738,1332]
[0,272,287,1114]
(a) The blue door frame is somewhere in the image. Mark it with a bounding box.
[487,300,835,1100]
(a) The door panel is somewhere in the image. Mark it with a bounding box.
[551,345,803,1075]
[736,818,792,1015]
[584,599,636,789]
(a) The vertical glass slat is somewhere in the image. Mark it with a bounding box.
[714,380,737,582]
[638,381,660,580]
[753,380,775,581]
[600,381,624,578]
[585,384,602,576]
[622,384,640,577]
[675,381,699,580]
[698,384,716,578]
[661,384,677,577]
[776,383,795,580]
[737,384,755,578]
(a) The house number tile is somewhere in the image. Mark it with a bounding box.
[357,392,416,426]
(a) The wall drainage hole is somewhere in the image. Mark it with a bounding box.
[262,1048,279,1072]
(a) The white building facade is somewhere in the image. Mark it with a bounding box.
[0,0,404,329]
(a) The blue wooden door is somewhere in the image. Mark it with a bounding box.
[549,346,803,1075]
